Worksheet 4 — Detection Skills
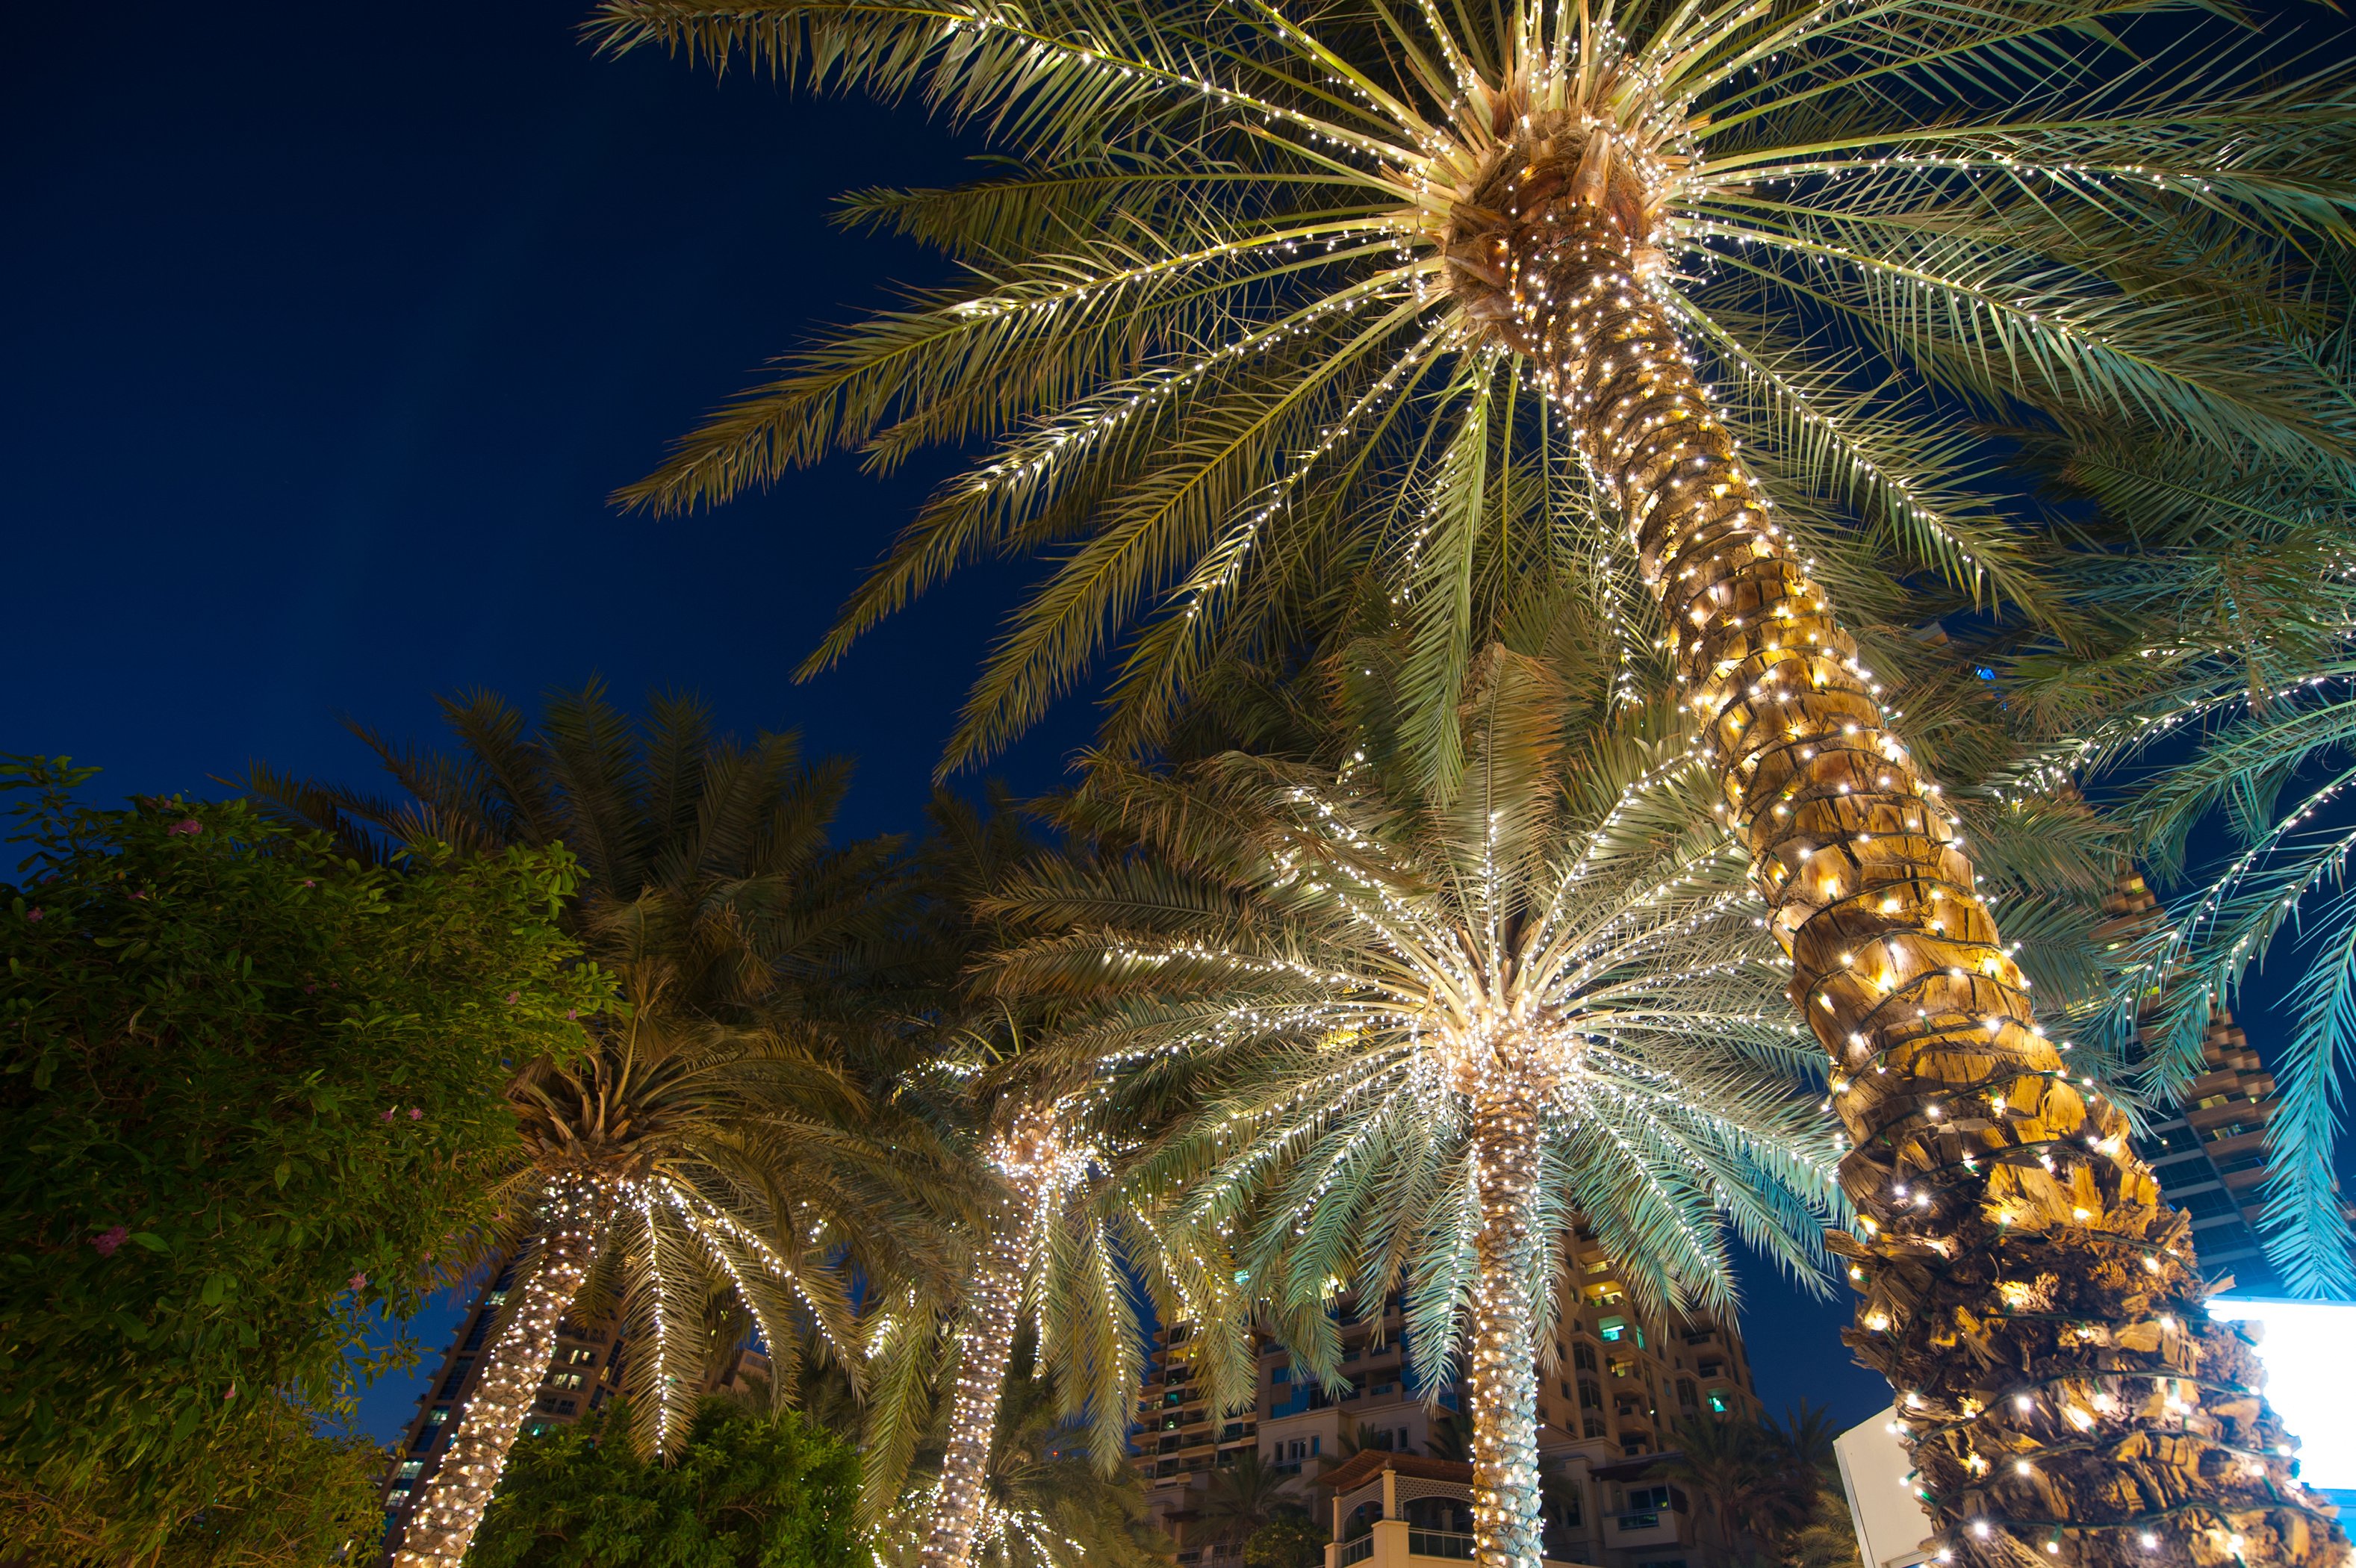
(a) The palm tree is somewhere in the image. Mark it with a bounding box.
[981,639,1841,1568]
[1203,1450,1303,1546]
[249,687,950,1568]
[588,2,2356,1560]
[1661,1416,1780,1567]
[882,795,1216,1568]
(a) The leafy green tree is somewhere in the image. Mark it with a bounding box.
[470,1396,862,1568]
[587,1,2356,1560]
[0,1394,389,1568]
[249,688,959,1568]
[0,756,599,1564]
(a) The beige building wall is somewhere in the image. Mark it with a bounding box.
[1133,1222,1762,1568]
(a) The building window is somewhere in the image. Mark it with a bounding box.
[439,1357,474,1400]
[1573,1343,1597,1372]
[1707,1389,1730,1414]
[1272,1366,1291,1384]
[396,1460,423,1481]
[1584,1416,1607,1439]
[1311,1437,1321,1456]
[388,1487,411,1508]
[1677,1379,1697,1408]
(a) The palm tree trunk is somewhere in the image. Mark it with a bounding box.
[1467,1078,1545,1568]
[1496,199,2343,1568]
[924,1208,1034,1568]
[393,1176,613,1568]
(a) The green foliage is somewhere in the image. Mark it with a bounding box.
[1660,1407,1851,1568]
[248,687,965,1460]
[1243,1513,1324,1568]
[0,1391,385,1568]
[0,756,602,1559]
[471,1396,863,1568]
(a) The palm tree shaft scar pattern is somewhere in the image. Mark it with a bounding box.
[395,1177,612,1568]
[927,1218,1033,1568]
[1496,190,2338,1568]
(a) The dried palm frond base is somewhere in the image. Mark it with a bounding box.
[1833,1152,2343,1568]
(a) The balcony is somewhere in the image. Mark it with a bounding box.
[1602,1504,1691,1551]
[1317,1453,1599,1568]
[1326,1520,1594,1568]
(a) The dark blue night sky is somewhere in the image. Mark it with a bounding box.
[6,4,1903,1442]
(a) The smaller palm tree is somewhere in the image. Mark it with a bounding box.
[249,687,948,1568]
[1203,1450,1303,1546]
[985,641,1843,1568]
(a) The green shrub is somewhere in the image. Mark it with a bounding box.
[473,1398,862,1568]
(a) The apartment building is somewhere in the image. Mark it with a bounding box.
[2101,873,2293,1294]
[1133,1219,1760,1568]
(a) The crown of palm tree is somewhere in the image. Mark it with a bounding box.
[593,0,2355,773]
[986,641,1844,1364]
[249,685,955,1456]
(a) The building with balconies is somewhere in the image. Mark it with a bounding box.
[1311,1447,1707,1568]
[1131,1225,1758,1568]
[2100,872,2329,1294]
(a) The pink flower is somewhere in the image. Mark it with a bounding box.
[23,908,40,923]
[349,1272,367,1292]
[380,1108,397,1123]
[304,983,318,994]
[506,992,521,1005]
[223,1384,237,1401]
[167,819,202,836]
[91,1225,127,1257]
[302,879,317,888]
[565,1009,579,1020]
[408,1108,423,1120]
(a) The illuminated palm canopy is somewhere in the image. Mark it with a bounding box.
[999,656,1842,1325]
[984,642,1842,1568]
[597,0,2355,767]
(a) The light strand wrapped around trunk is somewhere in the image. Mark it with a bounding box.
[1467,1077,1547,1568]
[394,1175,612,1568]
[1484,183,2343,1568]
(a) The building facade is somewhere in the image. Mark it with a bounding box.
[2102,873,2293,1294]
[1133,1219,1760,1568]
